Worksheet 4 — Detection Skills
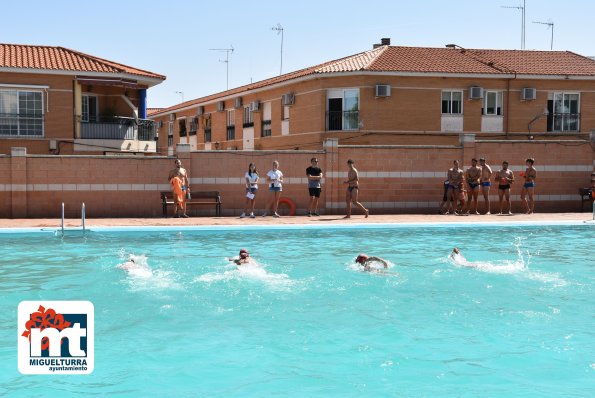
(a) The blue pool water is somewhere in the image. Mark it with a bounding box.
[1,223,594,397]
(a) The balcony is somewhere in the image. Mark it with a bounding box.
[80,116,156,141]
[326,110,359,131]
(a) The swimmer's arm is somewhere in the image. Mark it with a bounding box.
[368,257,389,268]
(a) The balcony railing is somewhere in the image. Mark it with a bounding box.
[326,110,359,131]
[261,120,272,137]
[80,117,156,140]
[548,113,580,132]
[0,113,44,136]
[226,125,235,140]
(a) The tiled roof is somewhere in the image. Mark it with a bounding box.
[147,108,164,115]
[152,45,595,116]
[0,44,165,80]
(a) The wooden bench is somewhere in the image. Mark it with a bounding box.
[160,191,222,217]
[579,187,593,212]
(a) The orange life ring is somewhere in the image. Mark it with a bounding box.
[278,197,296,216]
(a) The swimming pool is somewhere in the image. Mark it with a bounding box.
[1,223,593,397]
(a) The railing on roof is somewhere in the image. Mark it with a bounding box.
[80,117,156,140]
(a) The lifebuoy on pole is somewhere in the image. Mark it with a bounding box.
[278,197,296,216]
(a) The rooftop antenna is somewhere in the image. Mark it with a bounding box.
[209,46,234,90]
[175,91,184,103]
[533,20,554,50]
[271,23,284,75]
[501,0,526,49]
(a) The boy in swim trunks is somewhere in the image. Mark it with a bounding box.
[343,159,369,219]
[495,161,514,215]
[447,160,464,215]
[479,158,492,214]
[520,158,537,214]
[465,158,482,215]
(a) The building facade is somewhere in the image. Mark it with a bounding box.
[151,40,595,154]
[0,44,165,155]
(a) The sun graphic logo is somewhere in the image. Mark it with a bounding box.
[18,301,94,374]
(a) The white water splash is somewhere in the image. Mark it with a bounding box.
[195,261,293,290]
[117,253,182,291]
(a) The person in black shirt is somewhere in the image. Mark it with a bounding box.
[306,158,323,216]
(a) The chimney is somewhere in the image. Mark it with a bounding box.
[381,38,391,46]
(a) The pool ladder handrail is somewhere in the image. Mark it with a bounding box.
[60,202,86,235]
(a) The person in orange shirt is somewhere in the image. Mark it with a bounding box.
[168,159,190,218]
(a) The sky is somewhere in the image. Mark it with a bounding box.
[2,0,594,109]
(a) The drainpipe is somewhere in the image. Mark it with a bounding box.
[73,81,82,139]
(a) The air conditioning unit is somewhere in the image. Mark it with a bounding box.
[521,87,537,101]
[249,100,260,112]
[282,92,295,106]
[197,106,204,116]
[234,97,243,108]
[375,84,391,97]
[169,113,176,121]
[217,101,225,112]
[469,86,484,99]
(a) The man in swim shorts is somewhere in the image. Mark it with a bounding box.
[520,158,537,214]
[479,158,492,214]
[465,158,482,214]
[447,160,464,215]
[355,253,389,271]
[343,159,369,219]
[495,161,514,215]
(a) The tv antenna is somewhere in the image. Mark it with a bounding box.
[501,0,526,49]
[533,20,554,50]
[271,23,284,75]
[209,46,234,90]
[175,91,184,102]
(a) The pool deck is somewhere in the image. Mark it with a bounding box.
[0,213,592,229]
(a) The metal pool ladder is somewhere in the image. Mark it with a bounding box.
[60,202,86,236]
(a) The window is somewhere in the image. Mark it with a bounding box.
[204,115,212,142]
[167,122,173,147]
[282,105,290,121]
[482,91,503,115]
[178,119,187,137]
[82,95,98,122]
[327,89,359,131]
[0,90,44,136]
[189,117,198,135]
[261,102,272,137]
[243,106,254,127]
[548,92,580,132]
[226,110,235,140]
[441,91,463,114]
[261,120,272,137]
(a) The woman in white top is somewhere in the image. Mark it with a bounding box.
[240,163,259,218]
[263,160,284,217]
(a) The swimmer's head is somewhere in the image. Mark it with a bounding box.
[239,249,249,258]
[355,253,369,264]
[452,248,460,254]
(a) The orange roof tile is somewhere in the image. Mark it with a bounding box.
[0,44,165,81]
[151,45,595,116]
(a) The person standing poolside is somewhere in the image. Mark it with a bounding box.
[465,158,482,214]
[343,159,369,219]
[495,161,514,215]
[306,158,323,217]
[447,160,464,215]
[263,160,283,218]
[479,158,493,214]
[520,158,537,214]
[168,159,190,218]
[240,163,259,218]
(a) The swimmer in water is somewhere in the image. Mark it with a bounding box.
[117,257,137,271]
[229,249,252,266]
[449,248,476,268]
[355,253,389,272]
